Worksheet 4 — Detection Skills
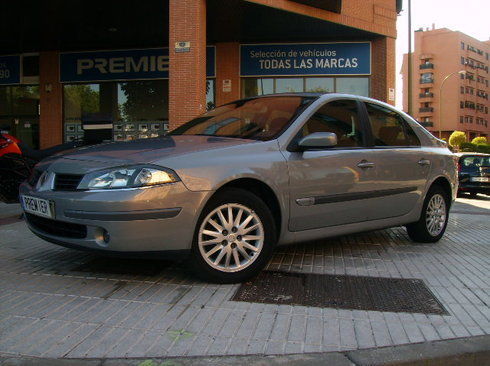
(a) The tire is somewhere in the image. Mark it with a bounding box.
[469,191,477,198]
[406,185,450,243]
[189,188,277,283]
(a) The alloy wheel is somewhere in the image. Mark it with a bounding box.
[425,193,446,236]
[198,203,264,273]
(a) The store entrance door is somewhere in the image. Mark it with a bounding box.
[0,85,40,149]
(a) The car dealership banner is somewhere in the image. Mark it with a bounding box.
[0,55,21,85]
[240,43,371,77]
[60,46,216,82]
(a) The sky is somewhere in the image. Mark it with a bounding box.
[395,0,490,108]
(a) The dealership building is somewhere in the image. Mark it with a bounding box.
[0,0,401,149]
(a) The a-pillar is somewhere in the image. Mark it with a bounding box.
[371,37,396,105]
[39,51,63,148]
[168,0,207,129]
[215,42,240,105]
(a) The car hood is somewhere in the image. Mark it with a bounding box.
[56,135,256,165]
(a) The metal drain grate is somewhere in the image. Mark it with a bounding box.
[72,257,168,276]
[232,271,448,315]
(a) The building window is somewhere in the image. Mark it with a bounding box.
[461,56,465,65]
[0,85,40,149]
[461,86,465,94]
[242,77,368,98]
[460,101,464,109]
[461,42,465,50]
[460,116,464,123]
[420,73,433,83]
[206,79,216,110]
[460,73,465,80]
[63,80,169,142]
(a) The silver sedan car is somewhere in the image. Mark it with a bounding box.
[20,93,457,283]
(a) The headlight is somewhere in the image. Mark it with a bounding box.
[78,166,180,190]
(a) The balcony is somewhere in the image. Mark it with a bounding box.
[420,121,434,127]
[419,107,434,113]
[419,92,434,98]
[419,63,434,70]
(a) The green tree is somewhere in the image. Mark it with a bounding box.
[448,131,466,149]
[471,136,487,145]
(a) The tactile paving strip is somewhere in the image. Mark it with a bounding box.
[232,271,448,315]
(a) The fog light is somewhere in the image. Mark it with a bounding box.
[103,230,110,243]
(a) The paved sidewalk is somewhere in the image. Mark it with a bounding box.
[0,197,489,359]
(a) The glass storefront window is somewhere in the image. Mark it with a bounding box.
[64,79,216,142]
[0,85,40,148]
[242,78,274,97]
[206,79,215,110]
[305,78,334,93]
[64,80,169,142]
[242,77,369,98]
[275,78,304,93]
[336,77,369,96]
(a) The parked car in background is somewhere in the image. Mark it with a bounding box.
[456,153,490,197]
[20,93,457,283]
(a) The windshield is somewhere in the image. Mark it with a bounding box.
[169,96,316,141]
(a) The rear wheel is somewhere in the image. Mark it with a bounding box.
[406,185,450,243]
[189,188,276,283]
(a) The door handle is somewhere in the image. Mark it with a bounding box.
[418,159,431,166]
[357,161,375,169]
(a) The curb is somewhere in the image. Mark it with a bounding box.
[1,335,489,366]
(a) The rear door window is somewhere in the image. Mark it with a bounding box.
[364,103,420,147]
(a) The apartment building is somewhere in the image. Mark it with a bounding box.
[402,27,489,140]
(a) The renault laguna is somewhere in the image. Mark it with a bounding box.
[20,93,457,283]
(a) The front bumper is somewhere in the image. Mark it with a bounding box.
[19,181,210,253]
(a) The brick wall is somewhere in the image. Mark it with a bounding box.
[168,0,207,129]
[216,42,241,106]
[39,51,63,148]
[371,37,396,105]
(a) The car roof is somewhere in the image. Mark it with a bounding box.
[454,152,490,157]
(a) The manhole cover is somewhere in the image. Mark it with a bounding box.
[72,257,169,276]
[232,271,448,315]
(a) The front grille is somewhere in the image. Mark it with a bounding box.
[25,213,87,239]
[54,174,83,191]
[28,169,42,187]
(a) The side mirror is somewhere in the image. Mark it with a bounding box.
[297,132,338,151]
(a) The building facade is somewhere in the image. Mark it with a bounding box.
[402,27,490,140]
[0,0,400,149]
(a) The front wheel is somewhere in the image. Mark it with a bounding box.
[406,185,450,243]
[189,188,276,283]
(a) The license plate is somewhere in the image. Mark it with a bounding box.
[470,177,489,182]
[21,195,54,219]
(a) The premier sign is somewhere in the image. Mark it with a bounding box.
[60,47,216,82]
[240,43,371,77]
